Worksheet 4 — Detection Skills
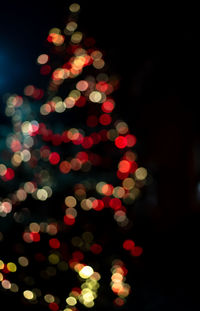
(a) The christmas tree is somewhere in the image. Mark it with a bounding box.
[0,2,147,310]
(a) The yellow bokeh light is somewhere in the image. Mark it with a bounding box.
[37,189,48,201]
[66,296,77,306]
[83,300,94,308]
[55,101,66,113]
[79,266,94,279]
[135,167,147,180]
[64,97,75,109]
[29,222,40,233]
[116,121,129,134]
[113,186,125,198]
[80,198,93,211]
[10,283,19,293]
[44,294,55,303]
[0,164,7,176]
[93,59,105,69]
[65,196,77,208]
[91,50,103,60]
[18,256,29,267]
[66,21,78,32]
[7,262,17,272]
[71,31,83,44]
[23,290,34,300]
[0,260,4,269]
[48,253,60,265]
[89,91,102,103]
[49,27,61,35]
[122,178,135,190]
[11,152,22,166]
[69,3,80,13]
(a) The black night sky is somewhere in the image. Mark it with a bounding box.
[0,1,199,310]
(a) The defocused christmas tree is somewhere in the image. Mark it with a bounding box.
[0,2,147,310]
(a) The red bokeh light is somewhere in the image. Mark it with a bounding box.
[40,65,51,75]
[118,160,131,173]
[109,198,122,210]
[126,134,137,147]
[92,199,104,211]
[115,136,127,149]
[101,100,115,113]
[30,232,40,242]
[82,136,93,149]
[49,152,60,165]
[49,302,59,311]
[90,243,103,254]
[99,113,112,125]
[123,239,135,251]
[64,215,75,225]
[49,238,60,249]
[72,251,84,261]
[131,246,143,257]
[4,168,15,181]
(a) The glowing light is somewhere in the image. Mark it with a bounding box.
[101,100,115,113]
[66,296,77,306]
[37,54,49,65]
[49,238,60,249]
[49,152,60,165]
[115,136,127,149]
[79,266,94,279]
[44,294,55,303]
[123,240,135,251]
[18,256,29,267]
[4,168,15,180]
[7,262,17,272]
[116,121,129,134]
[49,302,59,311]
[76,80,88,91]
[69,3,80,13]
[71,32,83,44]
[89,91,102,103]
[122,178,135,190]
[2,280,11,289]
[126,134,137,147]
[131,246,143,257]
[90,243,102,254]
[64,97,76,109]
[37,189,48,201]
[48,254,60,265]
[0,164,7,176]
[99,114,112,125]
[59,161,71,174]
[118,160,131,173]
[55,100,66,113]
[29,222,40,232]
[93,58,105,69]
[0,260,4,269]
[65,196,77,208]
[23,290,34,300]
[65,21,78,33]
[135,167,147,180]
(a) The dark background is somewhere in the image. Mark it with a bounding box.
[0,1,199,310]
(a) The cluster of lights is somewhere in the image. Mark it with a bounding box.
[110,259,131,307]
[63,264,101,309]
[0,2,147,310]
